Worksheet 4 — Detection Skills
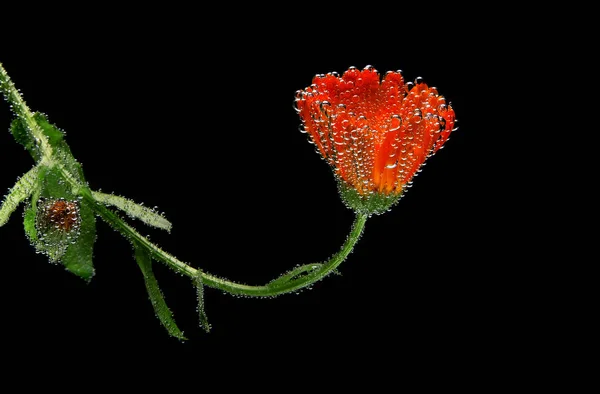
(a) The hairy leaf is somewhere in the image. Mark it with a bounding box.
[33,113,86,183]
[10,119,40,161]
[0,166,39,227]
[61,199,96,281]
[23,205,37,241]
[194,274,211,333]
[135,244,186,340]
[92,191,172,232]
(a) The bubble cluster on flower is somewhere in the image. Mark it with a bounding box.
[295,65,456,199]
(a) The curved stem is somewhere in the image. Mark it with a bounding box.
[84,185,368,297]
[202,213,367,296]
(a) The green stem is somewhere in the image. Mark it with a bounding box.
[84,185,367,296]
[201,213,367,296]
[0,62,53,161]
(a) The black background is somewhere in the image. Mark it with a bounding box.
[0,7,560,383]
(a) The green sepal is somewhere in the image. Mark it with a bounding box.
[337,181,402,216]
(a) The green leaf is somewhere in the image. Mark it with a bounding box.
[10,119,40,161]
[61,199,96,281]
[33,113,87,184]
[4,67,94,281]
[23,203,38,242]
[32,112,64,145]
[25,166,96,280]
[23,166,44,245]
[268,263,323,287]
[92,191,172,232]
[194,274,211,333]
[135,244,186,340]
[40,165,73,200]
[0,166,40,227]
[10,113,71,165]
[30,165,71,262]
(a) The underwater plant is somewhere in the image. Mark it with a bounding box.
[0,63,456,339]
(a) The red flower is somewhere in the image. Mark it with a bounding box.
[295,65,456,214]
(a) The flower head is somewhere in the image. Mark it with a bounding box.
[295,65,456,215]
[39,198,80,233]
[32,197,81,262]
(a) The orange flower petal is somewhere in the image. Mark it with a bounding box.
[295,65,456,212]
